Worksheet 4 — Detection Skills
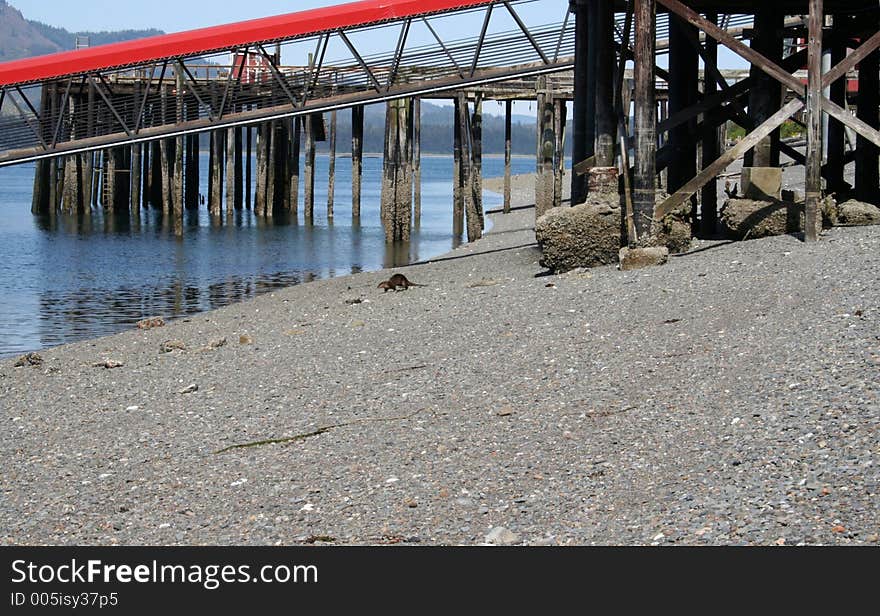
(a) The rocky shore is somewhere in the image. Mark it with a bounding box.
[1,177,877,546]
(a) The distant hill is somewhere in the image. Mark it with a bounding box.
[0,0,162,62]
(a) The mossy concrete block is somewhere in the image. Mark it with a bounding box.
[720,198,804,240]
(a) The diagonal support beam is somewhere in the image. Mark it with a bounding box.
[9,87,48,150]
[134,62,165,132]
[338,30,383,93]
[219,47,248,119]
[655,98,804,221]
[177,60,215,122]
[470,6,494,77]
[821,29,880,89]
[255,44,301,108]
[388,19,412,88]
[91,75,133,137]
[50,78,74,148]
[422,17,466,79]
[822,97,880,150]
[503,1,550,64]
[658,0,804,95]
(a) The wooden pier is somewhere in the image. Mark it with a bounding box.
[24,1,880,249]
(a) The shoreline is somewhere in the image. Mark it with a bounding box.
[1,183,878,545]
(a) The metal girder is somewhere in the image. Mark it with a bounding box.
[470,6,494,77]
[176,60,215,122]
[90,75,133,137]
[503,1,550,65]
[389,19,413,88]
[338,30,383,93]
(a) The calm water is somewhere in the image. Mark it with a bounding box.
[0,153,537,356]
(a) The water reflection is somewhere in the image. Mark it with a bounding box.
[0,153,529,356]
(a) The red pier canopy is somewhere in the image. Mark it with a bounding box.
[0,0,496,87]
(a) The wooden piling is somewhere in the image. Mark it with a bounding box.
[855,16,880,203]
[413,98,422,226]
[456,94,477,240]
[245,126,253,210]
[570,0,590,204]
[470,94,484,232]
[700,12,720,233]
[535,98,556,218]
[174,73,185,234]
[633,0,657,242]
[452,97,464,237]
[266,121,278,217]
[327,110,337,220]
[667,14,699,202]
[380,98,413,243]
[826,27,847,193]
[131,144,142,222]
[553,98,566,209]
[185,134,199,211]
[504,99,512,213]
[805,0,824,242]
[594,0,616,168]
[288,117,301,216]
[32,159,50,215]
[210,130,224,217]
[351,106,364,220]
[745,9,784,168]
[254,124,267,217]
[226,127,239,215]
[304,115,316,222]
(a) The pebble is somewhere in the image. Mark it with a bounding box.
[485,527,521,546]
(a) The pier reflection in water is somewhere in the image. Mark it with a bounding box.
[0,154,536,356]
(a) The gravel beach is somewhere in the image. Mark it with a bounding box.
[1,176,878,546]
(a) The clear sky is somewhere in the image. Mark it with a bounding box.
[11,0,340,33]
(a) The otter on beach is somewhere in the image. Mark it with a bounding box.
[378,273,427,292]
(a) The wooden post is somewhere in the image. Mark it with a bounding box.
[288,116,301,217]
[668,14,698,202]
[351,106,364,219]
[381,99,413,243]
[254,124,267,216]
[32,159,50,214]
[210,130,224,217]
[266,120,278,217]
[633,0,657,241]
[185,133,199,211]
[553,98,566,209]
[149,140,162,208]
[327,109,337,220]
[536,97,556,218]
[413,98,422,226]
[826,23,847,193]
[85,78,95,209]
[585,0,598,183]
[855,15,880,203]
[745,8,784,169]
[245,126,253,210]
[595,0,616,168]
[805,0,824,242]
[48,85,58,212]
[453,96,464,237]
[456,94,478,241]
[226,127,238,215]
[571,0,590,204]
[504,99,512,213]
[470,94,484,233]
[304,115,316,223]
[131,144,142,221]
[701,12,720,233]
